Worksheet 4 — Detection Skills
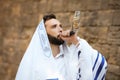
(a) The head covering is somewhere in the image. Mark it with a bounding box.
[15,20,61,80]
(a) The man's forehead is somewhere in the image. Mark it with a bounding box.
[45,19,61,26]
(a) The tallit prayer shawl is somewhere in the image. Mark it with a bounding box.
[15,20,107,80]
[15,20,66,80]
[67,38,107,80]
[92,52,107,80]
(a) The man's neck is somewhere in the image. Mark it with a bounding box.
[50,43,60,57]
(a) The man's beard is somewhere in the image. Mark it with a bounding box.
[47,34,64,45]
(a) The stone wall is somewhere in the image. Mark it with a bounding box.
[0,0,120,80]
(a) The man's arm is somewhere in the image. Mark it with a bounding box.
[76,37,107,80]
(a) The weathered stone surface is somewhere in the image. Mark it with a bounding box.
[20,2,38,27]
[109,0,120,9]
[0,0,120,80]
[78,26,108,44]
[47,0,67,12]
[101,0,120,10]
[106,64,120,80]
[67,0,102,11]
[80,10,113,26]
[107,26,120,45]
[112,10,120,26]
[56,13,72,28]
[117,47,120,66]
[107,45,118,64]
[106,72,120,80]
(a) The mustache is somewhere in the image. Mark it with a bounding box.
[57,35,60,39]
[57,34,63,40]
[47,34,64,45]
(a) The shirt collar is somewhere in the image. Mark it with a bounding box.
[55,45,64,59]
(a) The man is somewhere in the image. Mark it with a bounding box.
[15,14,107,80]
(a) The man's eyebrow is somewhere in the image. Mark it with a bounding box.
[51,24,57,26]
[59,24,62,27]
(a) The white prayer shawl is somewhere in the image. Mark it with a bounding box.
[68,38,107,80]
[15,20,107,80]
[15,20,68,80]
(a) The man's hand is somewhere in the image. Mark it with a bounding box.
[60,30,79,45]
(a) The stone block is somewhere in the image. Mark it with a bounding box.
[67,0,101,11]
[108,64,120,76]
[78,26,108,44]
[86,0,102,10]
[37,0,49,13]
[0,27,3,53]
[107,26,120,45]
[112,10,120,26]
[67,0,84,11]
[117,47,120,65]
[108,26,120,39]
[106,71,120,80]
[0,63,10,80]
[0,1,13,27]
[55,13,72,29]
[80,10,113,26]
[20,14,38,27]
[107,45,118,64]
[97,10,113,26]
[20,2,38,27]
[38,14,44,22]
[11,3,21,17]
[101,0,120,9]
[47,0,67,12]
[101,0,109,9]
[107,38,120,45]
[109,0,120,9]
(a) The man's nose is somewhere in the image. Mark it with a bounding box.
[58,26,63,32]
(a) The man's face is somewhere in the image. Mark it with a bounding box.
[45,19,64,45]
